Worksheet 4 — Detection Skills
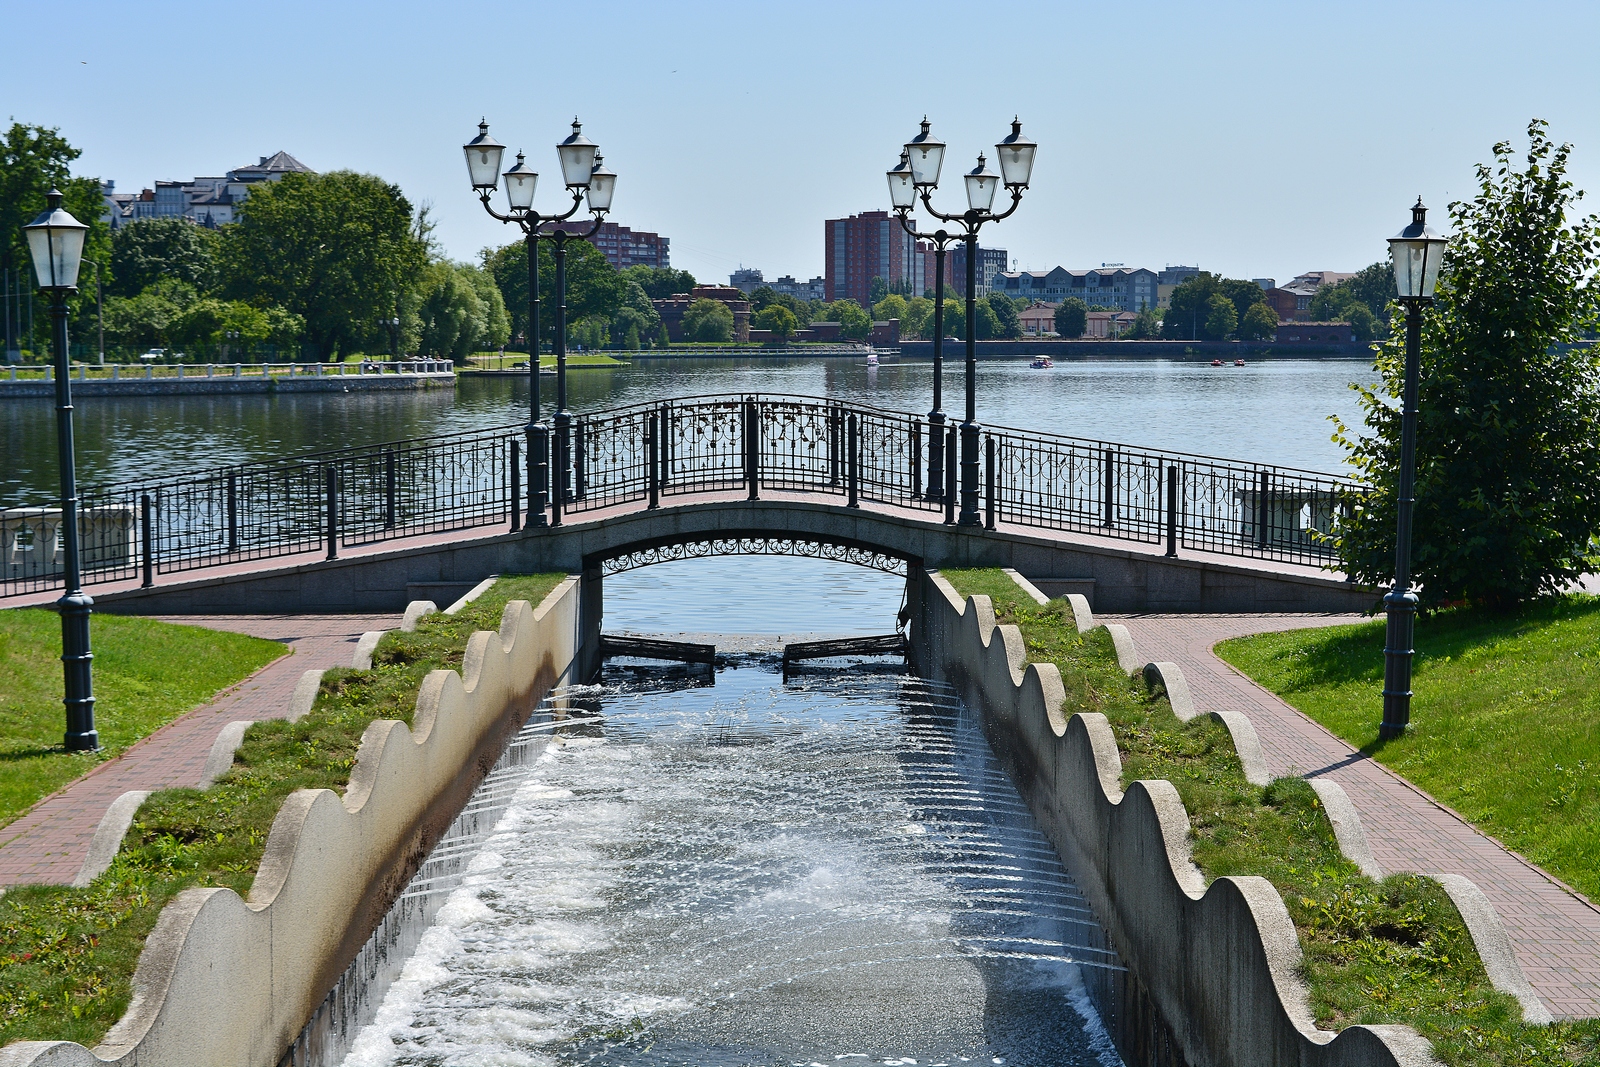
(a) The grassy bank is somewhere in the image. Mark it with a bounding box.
[1216,597,1600,905]
[0,612,285,831]
[941,569,1599,1066]
[0,574,565,1050]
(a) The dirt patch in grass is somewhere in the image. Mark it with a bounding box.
[941,568,1600,1066]
[0,574,566,1051]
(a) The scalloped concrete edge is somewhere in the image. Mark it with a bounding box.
[3,575,582,1067]
[443,577,496,615]
[916,569,1438,1065]
[1013,574,1551,1031]
[71,792,153,889]
[400,600,437,631]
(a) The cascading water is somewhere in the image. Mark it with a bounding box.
[339,657,1124,1066]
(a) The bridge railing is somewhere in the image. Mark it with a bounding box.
[1,393,1360,599]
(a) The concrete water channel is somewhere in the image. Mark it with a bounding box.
[318,557,1126,1066]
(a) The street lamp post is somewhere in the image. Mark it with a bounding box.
[464,119,614,528]
[382,316,399,358]
[889,150,952,500]
[891,118,1035,526]
[1379,198,1447,740]
[24,190,98,751]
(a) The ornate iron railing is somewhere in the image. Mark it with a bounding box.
[1,394,1360,599]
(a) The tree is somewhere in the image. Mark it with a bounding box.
[482,238,622,350]
[985,293,1022,339]
[754,304,798,340]
[1219,278,1269,326]
[1203,292,1238,340]
[1238,301,1279,342]
[610,279,662,350]
[682,298,734,342]
[868,276,889,306]
[620,265,696,300]
[103,278,199,351]
[873,293,908,323]
[1055,298,1088,338]
[1333,120,1600,607]
[413,262,504,364]
[218,171,427,358]
[1127,306,1162,339]
[1311,261,1395,334]
[1310,279,1386,343]
[827,299,871,340]
[1,123,110,354]
[899,296,934,339]
[110,218,218,298]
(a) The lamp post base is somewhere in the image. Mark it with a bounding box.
[58,588,98,752]
[1379,585,1417,740]
[925,410,946,501]
[957,420,982,527]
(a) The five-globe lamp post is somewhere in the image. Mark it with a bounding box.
[1378,198,1447,740]
[23,190,98,751]
[465,118,614,527]
[890,118,1035,525]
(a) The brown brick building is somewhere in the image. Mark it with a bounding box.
[653,285,751,343]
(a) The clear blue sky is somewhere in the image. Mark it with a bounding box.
[5,0,1596,288]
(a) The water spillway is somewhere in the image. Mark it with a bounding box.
[339,660,1123,1066]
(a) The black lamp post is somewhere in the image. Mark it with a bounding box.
[889,150,952,501]
[464,119,614,528]
[24,190,98,751]
[1379,198,1447,740]
[891,118,1035,526]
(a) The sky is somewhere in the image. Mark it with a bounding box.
[4,0,1597,289]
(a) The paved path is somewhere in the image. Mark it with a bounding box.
[1106,612,1600,1019]
[0,613,398,887]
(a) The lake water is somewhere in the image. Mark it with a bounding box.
[0,356,1377,505]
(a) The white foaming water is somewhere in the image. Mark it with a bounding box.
[342,663,1123,1067]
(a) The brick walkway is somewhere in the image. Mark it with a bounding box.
[1106,613,1600,1018]
[0,613,398,887]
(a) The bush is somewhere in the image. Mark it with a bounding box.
[1054,297,1088,338]
[753,304,798,340]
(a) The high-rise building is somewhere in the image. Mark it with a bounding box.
[945,244,1010,297]
[729,267,764,294]
[770,275,826,304]
[824,210,920,306]
[544,221,671,270]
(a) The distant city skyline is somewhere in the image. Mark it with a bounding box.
[5,0,1595,288]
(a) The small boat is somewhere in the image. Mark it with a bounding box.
[866,352,880,366]
[1210,359,1223,367]
[1030,356,1054,368]
[1235,359,1246,367]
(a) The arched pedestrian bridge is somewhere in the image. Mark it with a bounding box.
[1,394,1373,618]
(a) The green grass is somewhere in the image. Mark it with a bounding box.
[941,568,1600,1065]
[0,574,566,1050]
[0,612,285,831]
[1215,596,1600,906]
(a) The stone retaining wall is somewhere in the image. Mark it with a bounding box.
[0,576,581,1067]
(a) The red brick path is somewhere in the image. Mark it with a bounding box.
[1107,613,1600,1018]
[0,613,398,887]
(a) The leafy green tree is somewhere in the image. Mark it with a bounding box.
[899,296,934,339]
[1204,292,1238,340]
[482,239,621,351]
[610,279,661,350]
[218,171,426,358]
[827,299,871,340]
[109,218,218,298]
[1218,278,1268,326]
[1311,262,1395,334]
[1334,120,1600,607]
[103,278,199,351]
[682,298,734,342]
[1310,282,1385,343]
[413,262,508,364]
[939,299,966,341]
[868,276,889,306]
[1054,297,1088,338]
[985,293,1021,339]
[1163,273,1265,341]
[873,293,909,323]
[620,265,696,300]
[1127,305,1162,339]
[1238,301,1279,342]
[754,304,798,340]
[1,123,110,354]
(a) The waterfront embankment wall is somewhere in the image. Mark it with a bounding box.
[910,569,1436,1066]
[0,368,453,399]
[0,577,582,1067]
[898,339,1371,359]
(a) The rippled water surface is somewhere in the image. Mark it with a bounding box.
[341,662,1123,1067]
[3,355,1374,502]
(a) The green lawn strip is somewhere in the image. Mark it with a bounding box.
[1215,597,1600,904]
[0,573,566,1050]
[0,612,285,831]
[941,568,1598,1066]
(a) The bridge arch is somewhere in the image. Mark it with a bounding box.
[587,532,915,577]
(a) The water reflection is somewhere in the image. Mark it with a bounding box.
[2,356,1373,504]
